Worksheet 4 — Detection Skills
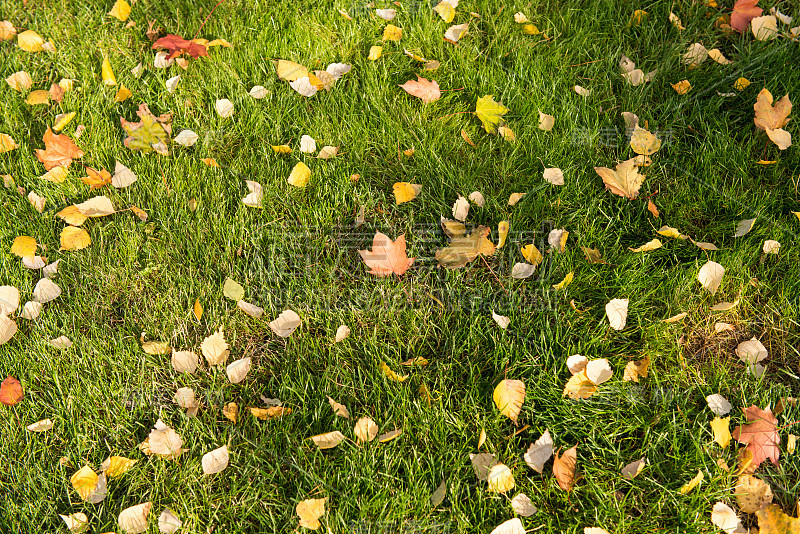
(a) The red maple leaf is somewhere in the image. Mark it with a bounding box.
[731,0,763,33]
[731,405,780,468]
[152,34,208,59]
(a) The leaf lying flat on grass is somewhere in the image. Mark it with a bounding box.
[493,379,525,424]
[595,159,644,199]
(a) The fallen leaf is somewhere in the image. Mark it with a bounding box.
[383,24,402,41]
[711,502,744,534]
[543,167,564,185]
[269,309,302,337]
[435,226,494,268]
[288,161,311,187]
[399,76,441,104]
[524,429,554,472]
[475,95,509,133]
[563,371,597,399]
[35,128,84,170]
[629,238,662,252]
[622,457,646,480]
[679,470,704,494]
[623,356,649,382]
[712,416,732,448]
[310,431,345,449]
[698,261,725,294]
[539,111,555,131]
[158,508,182,534]
[202,445,229,474]
[553,445,577,491]
[297,498,326,530]
[17,29,44,52]
[490,518,525,534]
[359,232,415,276]
[595,159,644,199]
[201,327,229,365]
[606,298,629,330]
[226,357,251,384]
[250,406,291,420]
[118,502,152,534]
[445,23,469,42]
[0,133,18,153]
[101,456,138,478]
[732,405,780,468]
[751,15,778,39]
[487,463,515,493]
[493,379,525,423]
[120,104,172,155]
[393,182,422,204]
[756,504,800,533]
[153,34,207,59]
[470,452,499,481]
[0,376,23,405]
[26,418,53,432]
[736,474,774,513]
[732,0,762,32]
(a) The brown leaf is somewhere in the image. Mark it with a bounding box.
[647,199,660,218]
[553,445,577,491]
[399,76,441,104]
[0,376,23,406]
[435,226,494,268]
[358,232,415,276]
[731,405,780,468]
[35,128,84,170]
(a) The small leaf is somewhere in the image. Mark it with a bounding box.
[493,379,525,423]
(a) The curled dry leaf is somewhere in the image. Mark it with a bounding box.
[327,396,349,418]
[59,513,89,533]
[27,418,54,431]
[118,502,152,534]
[334,325,350,342]
[202,445,229,474]
[524,429,554,473]
[158,508,182,534]
[493,379,525,423]
[711,502,743,534]
[585,359,613,385]
[490,518,525,534]
[148,419,184,458]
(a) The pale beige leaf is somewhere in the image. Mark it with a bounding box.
[334,325,350,342]
[543,167,564,185]
[158,508,182,534]
[0,286,20,315]
[202,445,229,474]
[327,396,349,418]
[148,420,184,458]
[511,493,537,516]
[310,431,345,449]
[621,457,646,480]
[27,418,54,431]
[605,298,628,330]
[269,309,301,337]
[452,196,469,221]
[524,429,553,473]
[32,278,61,303]
[763,240,780,254]
[751,15,778,40]
[538,110,555,131]
[242,181,263,208]
[118,502,152,534]
[354,417,378,443]
[706,394,732,416]
[20,301,42,320]
[566,355,588,375]
[490,518,525,534]
[59,513,89,533]
[75,196,115,217]
[698,261,725,294]
[215,98,234,118]
[201,327,229,365]
[585,358,613,385]
[711,502,743,534]
[226,357,251,384]
[492,311,510,329]
[0,314,17,345]
[734,218,756,237]
[171,350,198,373]
[736,337,768,364]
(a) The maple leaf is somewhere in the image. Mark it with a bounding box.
[731,405,780,468]
[35,128,84,170]
[475,95,509,133]
[80,167,112,189]
[399,76,441,104]
[358,232,415,276]
[120,103,172,155]
[754,89,792,131]
[594,158,645,200]
[435,226,495,268]
[731,0,763,33]
[152,34,208,59]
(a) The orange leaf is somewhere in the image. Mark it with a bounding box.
[553,445,577,491]
[358,232,415,276]
[80,167,112,189]
[0,376,23,406]
[35,128,84,170]
[731,405,780,468]
[731,0,762,32]
[399,76,441,104]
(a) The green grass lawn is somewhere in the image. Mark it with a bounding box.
[1,0,799,532]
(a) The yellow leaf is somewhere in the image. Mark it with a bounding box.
[201,158,219,168]
[497,221,509,248]
[663,312,687,323]
[6,70,32,91]
[288,162,311,188]
[0,20,16,41]
[563,371,597,399]
[630,126,661,155]
[679,469,704,494]
[553,271,574,290]
[487,463,515,493]
[734,77,751,91]
[383,24,402,41]
[393,182,422,204]
[206,38,232,47]
[57,206,88,226]
[297,498,327,530]
[378,428,403,443]
[631,9,647,24]
[756,504,800,533]
[70,465,99,501]
[508,192,525,206]
[271,144,291,154]
[223,402,238,423]
[193,299,203,321]
[41,166,68,183]
[108,0,131,21]
[493,379,525,423]
[433,1,455,23]
[60,226,91,251]
[142,340,170,355]
[522,24,540,35]
[475,95,509,133]
[711,416,731,448]
[594,159,644,199]
[379,361,408,382]
[671,80,692,95]
[628,238,662,252]
[53,112,77,132]
[102,456,138,478]
[275,60,309,82]
[115,83,132,102]
[736,475,774,513]
[367,46,383,60]
[0,133,18,153]
[521,244,543,265]
[657,226,687,239]
[250,406,291,420]
[18,30,44,52]
[101,55,116,86]
[11,236,37,258]
[498,126,515,141]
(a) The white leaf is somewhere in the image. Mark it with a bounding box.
[543,167,564,185]
[0,314,17,345]
[375,8,396,20]
[27,418,54,431]
[490,518,525,534]
[705,394,732,416]
[511,493,537,516]
[158,508,182,534]
[173,130,199,147]
[215,98,234,118]
[226,357,251,384]
[76,196,115,216]
[171,350,198,373]
[452,195,469,221]
[326,63,352,80]
[586,358,613,385]
[241,181,263,208]
[201,327,229,365]
[511,262,536,279]
[249,85,269,98]
[43,259,60,278]
[20,301,42,320]
[22,256,45,269]
[334,324,350,342]
[523,429,553,473]
[154,51,173,68]
[112,161,137,188]
[269,309,301,337]
[605,298,628,330]
[33,278,61,303]
[118,502,152,534]
[202,445,229,474]
[49,336,72,349]
[289,77,318,97]
[763,240,780,254]
[165,75,180,93]
[300,135,317,154]
[237,299,264,317]
[735,337,768,364]
[698,261,725,294]
[468,191,485,207]
[566,355,588,375]
[0,286,20,315]
[711,501,743,534]
[492,311,510,329]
